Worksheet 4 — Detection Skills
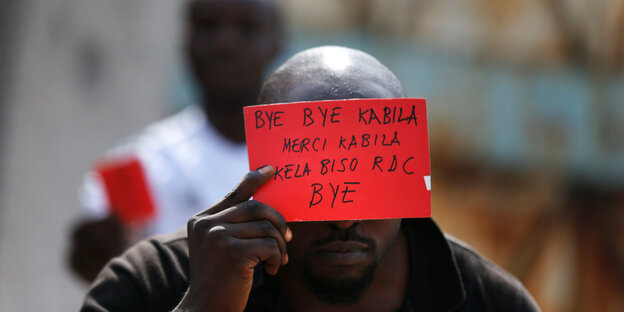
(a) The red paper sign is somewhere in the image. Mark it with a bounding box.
[244,98,431,221]
[96,155,156,225]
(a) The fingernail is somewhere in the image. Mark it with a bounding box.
[258,165,273,175]
[285,253,289,264]
[285,227,293,242]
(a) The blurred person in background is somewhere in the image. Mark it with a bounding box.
[68,0,283,283]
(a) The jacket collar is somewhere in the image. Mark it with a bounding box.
[248,218,466,311]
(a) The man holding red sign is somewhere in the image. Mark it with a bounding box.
[82,47,539,311]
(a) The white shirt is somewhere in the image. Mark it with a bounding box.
[80,105,249,235]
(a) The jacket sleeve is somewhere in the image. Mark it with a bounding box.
[80,247,150,312]
[518,287,541,312]
[80,235,190,312]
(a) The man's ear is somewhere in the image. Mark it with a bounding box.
[268,16,285,60]
[273,41,282,61]
[269,34,283,61]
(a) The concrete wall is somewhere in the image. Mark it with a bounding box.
[0,0,182,310]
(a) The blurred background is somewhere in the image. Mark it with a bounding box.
[1,0,623,311]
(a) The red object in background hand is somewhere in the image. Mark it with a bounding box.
[96,156,156,226]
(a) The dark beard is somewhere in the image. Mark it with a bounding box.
[301,257,378,305]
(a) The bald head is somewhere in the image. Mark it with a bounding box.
[259,46,405,104]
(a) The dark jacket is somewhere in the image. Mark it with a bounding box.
[81,218,540,311]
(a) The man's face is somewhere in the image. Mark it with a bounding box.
[286,219,402,303]
[260,45,408,303]
[187,0,279,103]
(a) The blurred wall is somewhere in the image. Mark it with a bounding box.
[0,0,183,310]
[0,0,22,193]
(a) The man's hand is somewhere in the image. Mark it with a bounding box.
[68,215,128,283]
[175,165,292,312]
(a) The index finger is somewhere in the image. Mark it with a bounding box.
[203,165,275,215]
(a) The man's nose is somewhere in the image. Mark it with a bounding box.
[213,25,239,53]
[331,220,359,230]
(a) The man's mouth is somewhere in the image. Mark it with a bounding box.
[312,241,370,266]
